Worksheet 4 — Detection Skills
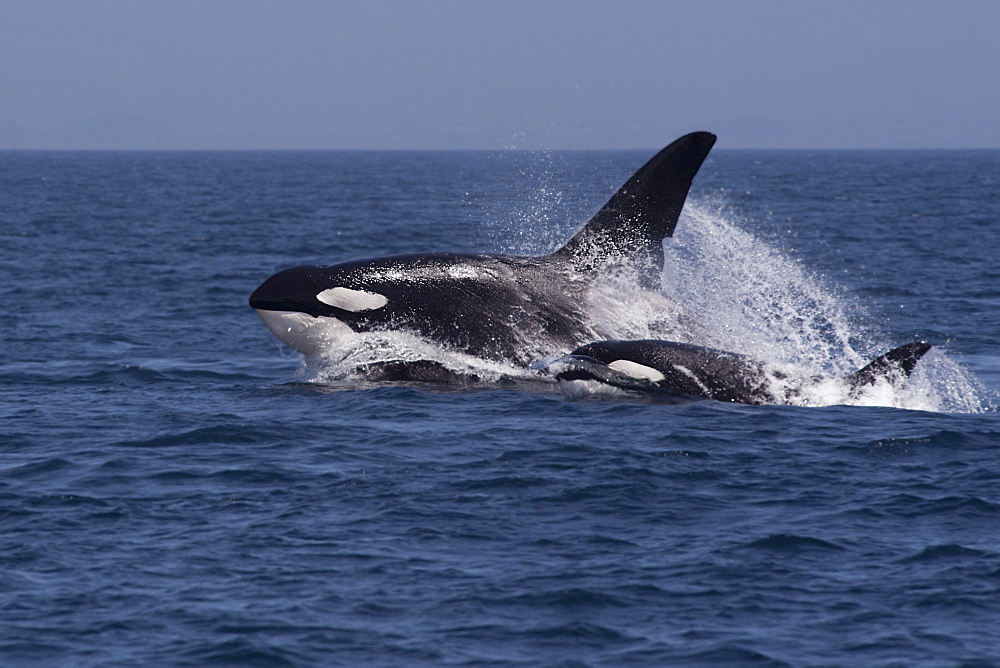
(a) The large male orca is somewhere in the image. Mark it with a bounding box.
[550,339,932,404]
[250,132,716,366]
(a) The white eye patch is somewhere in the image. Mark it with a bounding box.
[316,287,388,312]
[608,359,666,382]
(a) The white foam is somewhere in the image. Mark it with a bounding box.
[560,197,986,412]
[647,198,988,412]
[300,328,536,386]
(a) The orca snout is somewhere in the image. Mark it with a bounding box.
[250,267,361,354]
[250,265,391,317]
[249,266,326,315]
[249,265,396,355]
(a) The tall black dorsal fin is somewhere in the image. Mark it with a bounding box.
[847,341,932,392]
[552,131,716,275]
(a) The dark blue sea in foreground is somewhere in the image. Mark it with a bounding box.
[2,147,999,666]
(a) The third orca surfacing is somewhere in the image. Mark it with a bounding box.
[250,132,716,367]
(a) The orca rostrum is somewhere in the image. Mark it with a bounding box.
[551,339,933,404]
[250,132,717,364]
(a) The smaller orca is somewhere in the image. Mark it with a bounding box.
[550,339,932,405]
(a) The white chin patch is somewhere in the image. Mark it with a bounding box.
[255,310,353,355]
[558,379,633,399]
[316,287,388,312]
[608,359,666,382]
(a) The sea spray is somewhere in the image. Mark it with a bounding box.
[660,197,864,371]
[300,183,987,412]
[655,197,987,412]
[302,330,534,386]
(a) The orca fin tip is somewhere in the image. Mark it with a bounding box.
[553,130,718,272]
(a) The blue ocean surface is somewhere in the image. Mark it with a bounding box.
[1,146,999,666]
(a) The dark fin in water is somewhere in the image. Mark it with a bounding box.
[847,342,932,392]
[354,359,481,384]
[552,131,716,278]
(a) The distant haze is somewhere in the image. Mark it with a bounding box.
[2,0,998,150]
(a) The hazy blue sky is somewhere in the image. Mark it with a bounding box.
[2,0,998,149]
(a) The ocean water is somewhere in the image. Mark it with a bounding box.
[1,146,999,666]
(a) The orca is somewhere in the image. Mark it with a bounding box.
[550,339,932,404]
[250,132,716,365]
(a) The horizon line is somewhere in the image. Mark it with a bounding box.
[2,145,999,152]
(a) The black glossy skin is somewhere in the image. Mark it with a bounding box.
[562,339,932,405]
[250,132,717,366]
[572,340,777,403]
[250,252,594,364]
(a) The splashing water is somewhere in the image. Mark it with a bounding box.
[297,188,987,413]
[651,197,987,412]
[301,329,537,386]
[659,198,863,369]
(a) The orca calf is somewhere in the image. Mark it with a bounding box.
[551,339,932,404]
[251,132,716,366]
